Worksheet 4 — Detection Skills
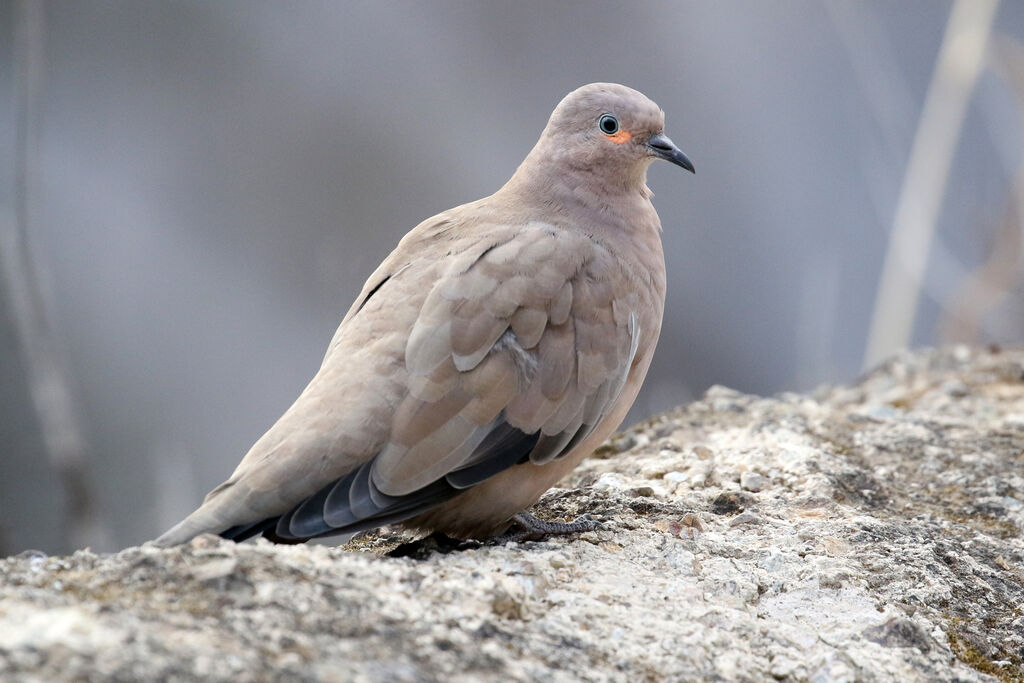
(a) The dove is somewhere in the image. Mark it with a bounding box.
[154,82,693,547]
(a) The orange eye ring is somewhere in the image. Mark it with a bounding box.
[605,130,633,144]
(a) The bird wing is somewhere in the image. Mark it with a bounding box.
[270,224,641,540]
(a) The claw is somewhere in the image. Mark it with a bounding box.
[489,512,601,544]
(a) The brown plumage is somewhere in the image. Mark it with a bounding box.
[154,82,694,547]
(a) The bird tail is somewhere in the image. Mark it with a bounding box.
[151,479,242,547]
[152,508,225,547]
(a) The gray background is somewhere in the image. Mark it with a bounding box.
[2,1,1022,554]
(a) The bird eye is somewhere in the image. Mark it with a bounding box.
[598,114,619,135]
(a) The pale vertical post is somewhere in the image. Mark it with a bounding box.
[863,0,1001,369]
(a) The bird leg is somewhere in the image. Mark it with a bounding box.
[490,512,600,544]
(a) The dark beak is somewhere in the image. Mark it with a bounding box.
[647,133,695,173]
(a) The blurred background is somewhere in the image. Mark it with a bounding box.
[1,0,1022,555]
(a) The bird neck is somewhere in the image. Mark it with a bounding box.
[500,143,656,230]
[511,135,651,192]
[493,168,663,271]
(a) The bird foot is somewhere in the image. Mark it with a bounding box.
[490,512,600,544]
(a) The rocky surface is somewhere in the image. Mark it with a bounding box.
[1,346,1023,682]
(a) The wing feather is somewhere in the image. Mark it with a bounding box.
[258,226,640,541]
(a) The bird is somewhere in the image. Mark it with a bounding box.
[154,82,694,547]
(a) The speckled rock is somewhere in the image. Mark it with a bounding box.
[1,346,1022,682]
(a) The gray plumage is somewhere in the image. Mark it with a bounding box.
[154,82,693,547]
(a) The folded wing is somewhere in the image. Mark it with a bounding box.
[231,225,639,542]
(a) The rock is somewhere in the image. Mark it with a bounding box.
[1,346,1022,681]
[862,617,933,652]
[740,470,769,492]
[711,491,754,515]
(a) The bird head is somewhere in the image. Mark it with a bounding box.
[538,83,694,189]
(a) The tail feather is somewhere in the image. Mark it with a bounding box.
[153,494,242,547]
[220,517,278,542]
[153,514,219,547]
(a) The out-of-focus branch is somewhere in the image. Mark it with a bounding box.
[940,37,1024,344]
[863,0,1000,369]
[825,2,972,310]
[0,0,109,552]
